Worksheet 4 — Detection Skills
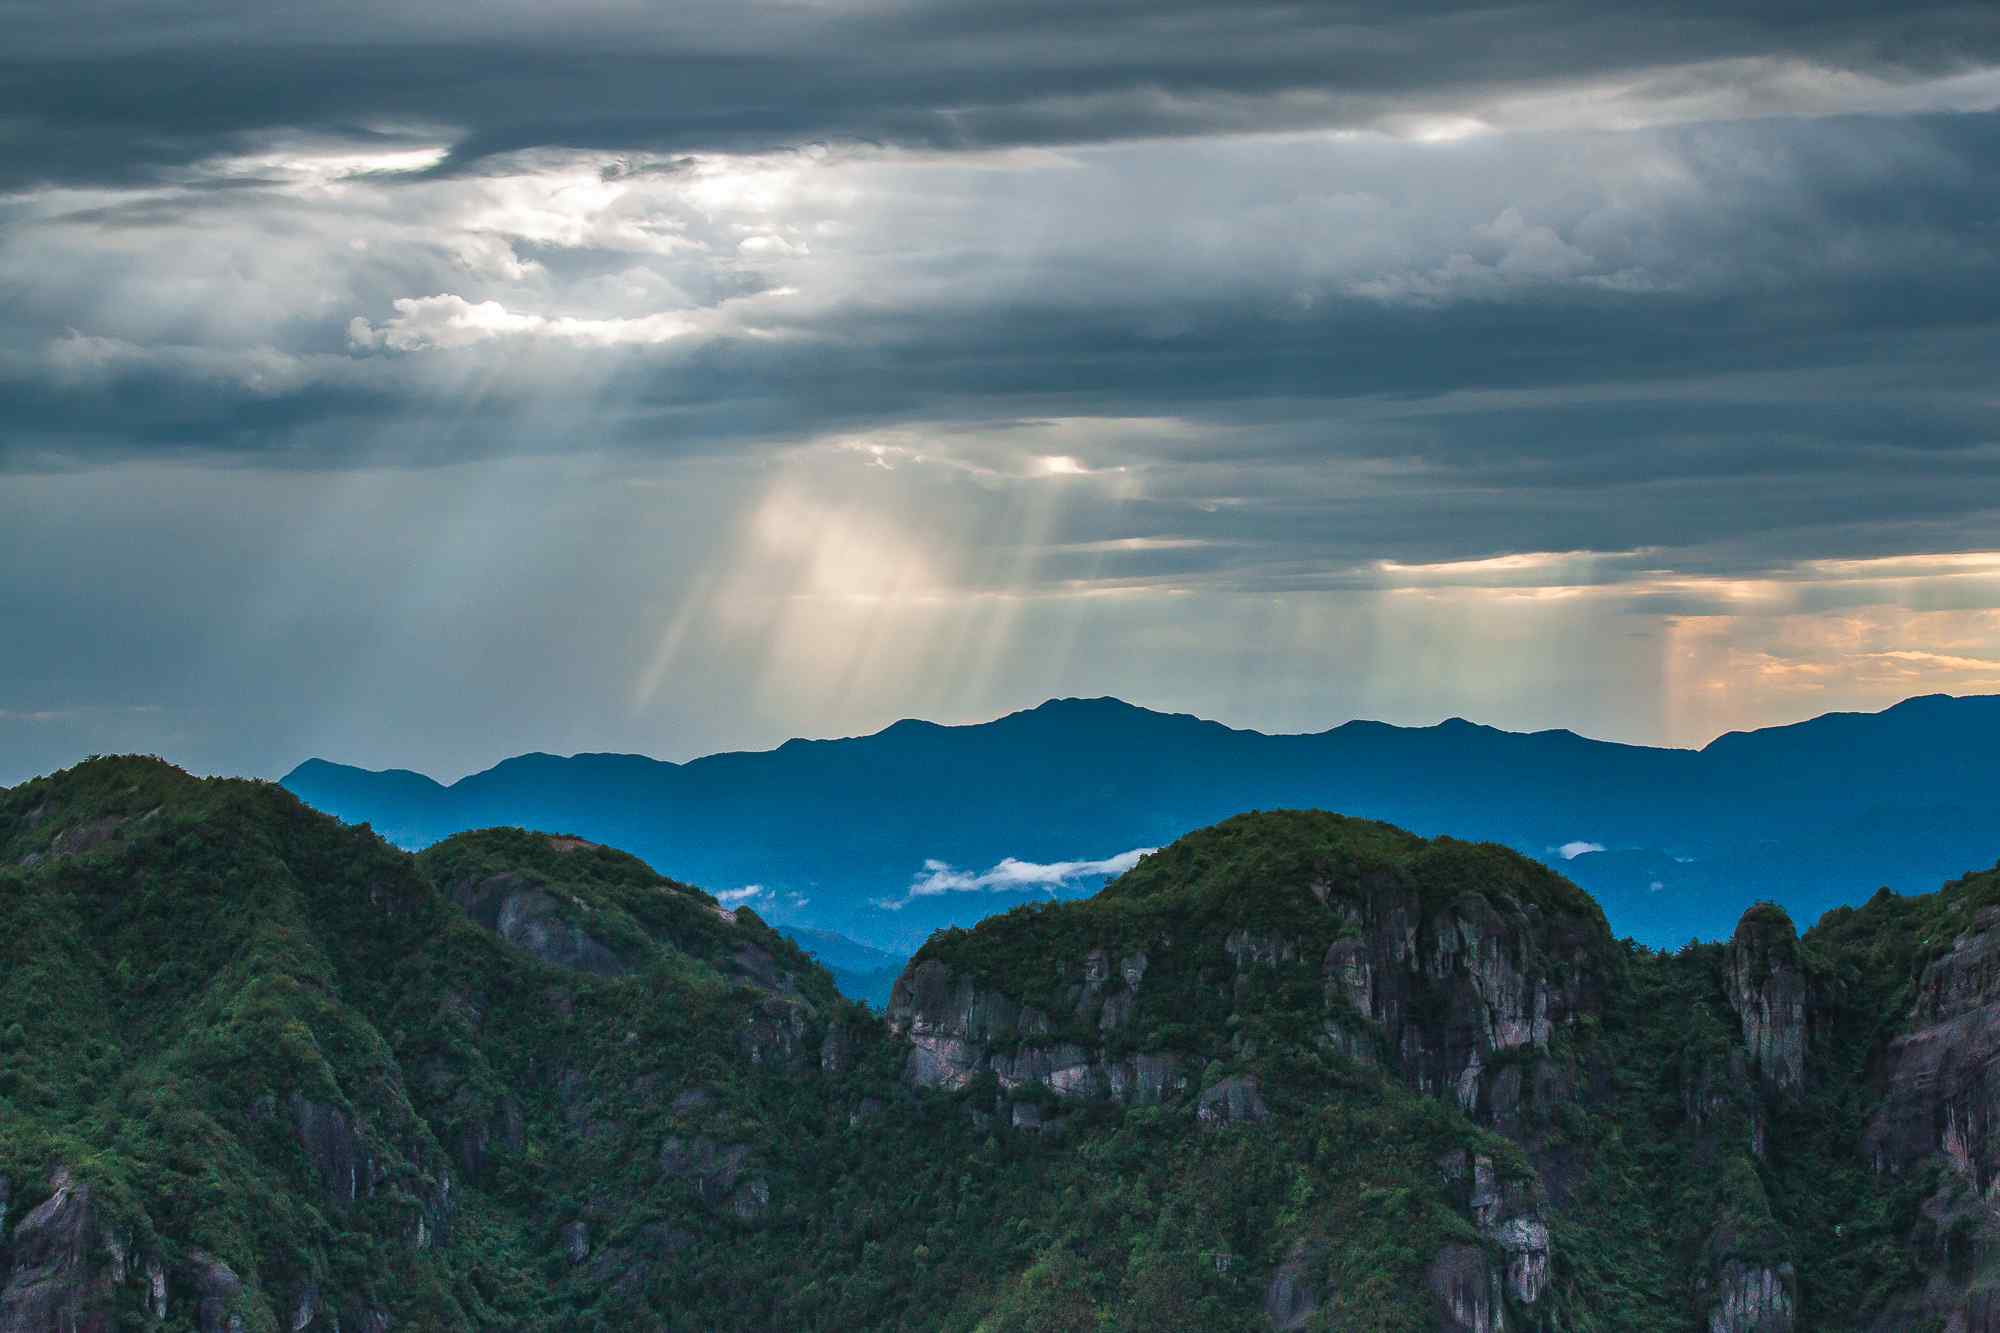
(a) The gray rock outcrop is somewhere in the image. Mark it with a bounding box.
[291,1094,370,1207]
[449,872,628,975]
[1428,1242,1506,1333]
[1723,908,1813,1094]
[659,1135,766,1217]
[181,1249,246,1333]
[1195,1075,1271,1129]
[1262,1241,1325,1330]
[1706,1259,1795,1333]
[0,1168,119,1333]
[1322,879,1600,1123]
[1858,903,2000,1327]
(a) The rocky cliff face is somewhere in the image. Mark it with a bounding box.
[1724,906,1817,1094]
[889,948,1172,1105]
[1857,901,2000,1327]
[1440,1148,1553,1309]
[1868,906,2000,1184]
[1428,1243,1508,1333]
[885,828,2000,1332]
[889,867,1605,1140]
[1684,880,2000,1332]
[0,1169,120,1333]
[1320,879,1603,1133]
[450,870,633,976]
[0,1171,278,1333]
[887,824,1597,1329]
[0,1123,451,1330]
[1705,1259,1796,1333]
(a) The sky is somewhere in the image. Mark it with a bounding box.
[3,0,1999,785]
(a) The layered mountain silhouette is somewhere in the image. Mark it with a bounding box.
[282,693,2000,959]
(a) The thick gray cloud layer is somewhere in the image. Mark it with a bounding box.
[2,0,1998,783]
[6,0,1998,187]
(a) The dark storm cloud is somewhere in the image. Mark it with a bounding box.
[5,0,2000,782]
[4,0,1998,188]
[4,109,1997,591]
[7,108,1996,458]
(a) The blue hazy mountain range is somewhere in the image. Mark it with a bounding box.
[282,693,2000,972]
[773,926,909,1008]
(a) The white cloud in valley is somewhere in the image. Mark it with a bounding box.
[876,849,1155,910]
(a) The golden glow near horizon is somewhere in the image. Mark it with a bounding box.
[595,427,2000,755]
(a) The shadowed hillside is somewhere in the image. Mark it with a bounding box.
[6,758,2000,1328]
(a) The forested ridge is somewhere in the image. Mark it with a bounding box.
[3,756,1997,1330]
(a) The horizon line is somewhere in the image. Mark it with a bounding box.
[280,689,1988,789]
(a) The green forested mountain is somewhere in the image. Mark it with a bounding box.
[2,756,1997,1331]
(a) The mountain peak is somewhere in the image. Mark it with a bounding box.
[1006,695,1238,734]
[1024,695,1152,716]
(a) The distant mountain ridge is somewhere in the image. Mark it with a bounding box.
[282,692,2000,957]
[776,926,908,1008]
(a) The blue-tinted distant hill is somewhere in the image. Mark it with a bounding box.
[776,926,908,1008]
[283,692,2000,958]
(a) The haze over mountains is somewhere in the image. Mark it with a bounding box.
[282,692,2000,973]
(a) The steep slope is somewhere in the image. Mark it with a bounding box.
[280,693,2000,956]
[0,759,1560,1331]
[0,758,874,1330]
[889,812,1606,1329]
[884,811,2000,1330]
[9,758,2000,1330]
